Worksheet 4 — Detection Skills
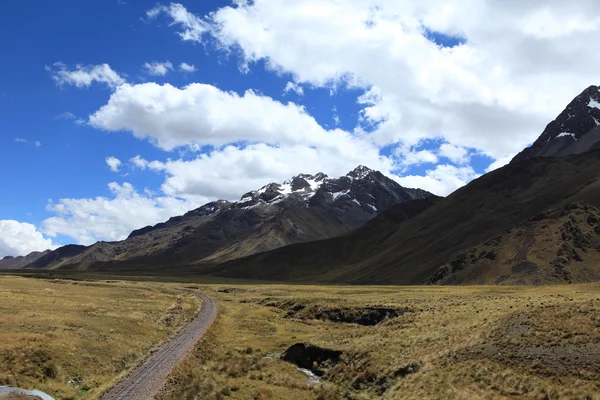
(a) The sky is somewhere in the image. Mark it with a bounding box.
[1,0,600,257]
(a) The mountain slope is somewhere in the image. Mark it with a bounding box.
[32,166,431,270]
[0,250,51,270]
[512,85,600,163]
[211,150,600,284]
[428,201,600,285]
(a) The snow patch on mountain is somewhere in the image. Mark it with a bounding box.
[331,190,350,201]
[588,99,600,110]
[556,132,577,140]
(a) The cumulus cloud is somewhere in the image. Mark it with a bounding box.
[47,62,126,88]
[179,62,197,73]
[143,61,174,76]
[439,143,469,164]
[87,82,381,154]
[0,220,56,257]
[151,1,600,163]
[146,3,208,42]
[42,182,201,245]
[396,164,480,196]
[284,81,304,96]
[397,149,439,166]
[105,156,122,172]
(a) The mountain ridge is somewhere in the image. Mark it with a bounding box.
[21,166,431,271]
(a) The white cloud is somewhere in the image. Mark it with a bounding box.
[88,82,382,155]
[130,155,163,171]
[439,143,469,164]
[130,155,148,169]
[0,220,56,257]
[146,3,208,42]
[179,62,197,73]
[47,62,126,88]
[485,155,512,173]
[398,149,439,166]
[134,143,393,200]
[105,156,122,172]
[15,138,41,147]
[56,111,76,120]
[42,182,201,245]
[143,61,173,76]
[396,164,480,196]
[151,1,600,165]
[284,81,304,96]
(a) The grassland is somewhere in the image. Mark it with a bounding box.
[159,283,600,400]
[2,275,599,400]
[0,276,200,399]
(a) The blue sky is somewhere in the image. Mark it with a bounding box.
[0,0,595,256]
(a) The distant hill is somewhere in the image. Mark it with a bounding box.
[0,250,51,269]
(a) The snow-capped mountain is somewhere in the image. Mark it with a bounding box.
[25,166,432,271]
[233,165,428,213]
[512,85,600,163]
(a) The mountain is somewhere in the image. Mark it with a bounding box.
[0,250,51,270]
[210,195,443,281]
[27,166,431,271]
[512,85,600,163]
[210,150,600,284]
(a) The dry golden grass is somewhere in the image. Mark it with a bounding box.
[160,283,600,400]
[3,274,600,399]
[0,276,200,399]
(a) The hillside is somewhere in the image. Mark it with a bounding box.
[429,201,600,285]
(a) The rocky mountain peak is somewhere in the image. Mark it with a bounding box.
[347,165,374,179]
[512,85,600,163]
[234,166,430,212]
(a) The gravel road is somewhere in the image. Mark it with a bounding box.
[99,293,217,400]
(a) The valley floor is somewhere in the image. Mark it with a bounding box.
[161,283,600,400]
[1,276,599,399]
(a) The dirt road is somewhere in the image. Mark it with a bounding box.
[100,293,217,400]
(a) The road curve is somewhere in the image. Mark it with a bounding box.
[100,293,217,400]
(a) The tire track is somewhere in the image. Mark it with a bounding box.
[100,293,217,400]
